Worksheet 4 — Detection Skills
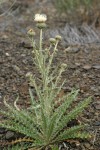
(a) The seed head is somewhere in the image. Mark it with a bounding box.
[34,14,47,23]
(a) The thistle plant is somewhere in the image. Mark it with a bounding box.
[0,14,92,150]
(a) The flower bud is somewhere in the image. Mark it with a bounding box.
[27,29,35,36]
[49,38,56,44]
[55,35,62,41]
[36,23,47,29]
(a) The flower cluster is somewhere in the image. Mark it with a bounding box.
[34,14,47,29]
[34,14,47,23]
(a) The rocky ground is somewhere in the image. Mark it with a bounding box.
[0,0,100,149]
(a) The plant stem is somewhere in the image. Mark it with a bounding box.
[40,29,43,51]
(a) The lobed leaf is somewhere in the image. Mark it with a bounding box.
[53,97,91,138]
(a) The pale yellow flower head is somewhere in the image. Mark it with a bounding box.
[34,14,47,23]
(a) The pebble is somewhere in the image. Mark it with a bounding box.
[65,46,80,53]
[80,145,86,150]
[12,65,24,76]
[74,70,80,75]
[84,143,91,149]
[5,53,10,56]
[88,75,95,79]
[92,65,100,69]
[2,35,8,39]
[0,93,2,99]
[91,86,98,92]
[93,121,100,126]
[69,65,76,69]
[0,128,6,134]
[22,59,27,65]
[82,73,87,78]
[83,64,92,70]
[0,58,3,64]
[75,62,81,67]
[93,102,100,110]
[94,93,100,96]
[5,131,14,140]
[21,54,26,57]
[83,48,90,53]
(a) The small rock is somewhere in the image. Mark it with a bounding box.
[81,145,86,150]
[0,92,2,99]
[7,57,13,61]
[82,73,87,78]
[93,102,100,110]
[21,54,26,57]
[74,70,80,75]
[0,58,3,64]
[5,53,10,56]
[22,59,27,64]
[94,93,100,96]
[0,128,6,134]
[83,64,92,70]
[92,64,100,69]
[75,62,81,66]
[88,75,95,79]
[84,143,91,149]
[12,65,20,72]
[5,131,14,140]
[83,48,90,53]
[12,65,23,76]
[69,65,76,69]
[65,46,80,53]
[93,121,100,126]
[91,86,98,92]
[2,35,8,39]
